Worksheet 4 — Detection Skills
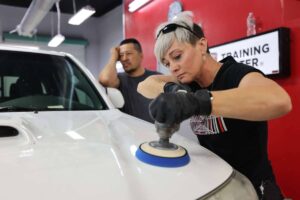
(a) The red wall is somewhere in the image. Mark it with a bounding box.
[124,0,300,198]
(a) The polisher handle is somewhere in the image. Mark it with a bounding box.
[155,121,180,140]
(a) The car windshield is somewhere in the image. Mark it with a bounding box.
[0,50,108,111]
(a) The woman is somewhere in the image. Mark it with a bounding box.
[137,11,292,200]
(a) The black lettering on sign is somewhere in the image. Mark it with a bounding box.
[221,43,270,59]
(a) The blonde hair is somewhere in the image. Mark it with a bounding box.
[154,11,204,65]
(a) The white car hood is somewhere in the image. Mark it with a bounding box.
[0,110,232,200]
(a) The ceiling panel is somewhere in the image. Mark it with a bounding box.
[0,0,122,17]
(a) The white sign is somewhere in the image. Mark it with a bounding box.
[210,30,280,75]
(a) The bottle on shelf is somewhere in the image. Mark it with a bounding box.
[247,12,256,36]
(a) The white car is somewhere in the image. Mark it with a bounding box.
[0,45,258,200]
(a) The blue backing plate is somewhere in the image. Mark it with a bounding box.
[135,143,190,167]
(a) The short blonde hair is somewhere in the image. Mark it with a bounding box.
[154,11,204,65]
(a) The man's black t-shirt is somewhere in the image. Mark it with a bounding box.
[190,56,276,188]
[118,69,160,123]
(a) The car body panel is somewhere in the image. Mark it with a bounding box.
[0,110,232,200]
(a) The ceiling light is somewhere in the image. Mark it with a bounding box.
[128,0,153,12]
[11,0,58,37]
[48,34,65,47]
[48,2,65,47]
[68,5,96,25]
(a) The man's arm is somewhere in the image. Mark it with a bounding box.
[98,47,120,88]
[137,74,178,99]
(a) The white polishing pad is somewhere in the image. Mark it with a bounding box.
[140,142,187,158]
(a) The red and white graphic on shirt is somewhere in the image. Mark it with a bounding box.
[190,115,228,135]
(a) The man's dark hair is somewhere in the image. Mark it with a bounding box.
[120,38,142,53]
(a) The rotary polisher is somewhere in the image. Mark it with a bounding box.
[136,121,190,167]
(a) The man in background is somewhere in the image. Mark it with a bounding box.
[99,38,160,123]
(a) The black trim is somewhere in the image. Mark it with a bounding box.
[0,126,18,137]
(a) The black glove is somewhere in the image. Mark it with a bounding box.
[149,90,212,125]
[163,82,192,93]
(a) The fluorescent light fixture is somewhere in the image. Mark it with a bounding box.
[68,5,96,25]
[128,0,152,12]
[48,34,65,47]
[48,2,65,48]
